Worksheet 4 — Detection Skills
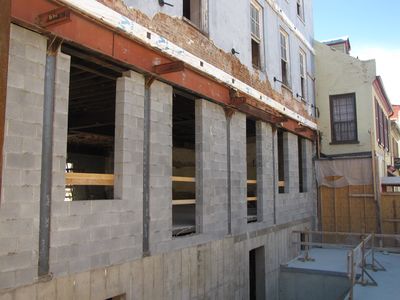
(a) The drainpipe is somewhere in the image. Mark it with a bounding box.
[38,38,61,277]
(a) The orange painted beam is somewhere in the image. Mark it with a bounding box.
[11,0,314,139]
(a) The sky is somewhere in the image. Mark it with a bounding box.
[313,0,400,104]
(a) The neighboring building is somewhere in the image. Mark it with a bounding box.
[315,39,394,177]
[0,0,317,298]
[390,105,400,172]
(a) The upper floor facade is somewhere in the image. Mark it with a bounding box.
[121,0,316,118]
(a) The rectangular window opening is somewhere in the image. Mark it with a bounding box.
[330,93,357,143]
[299,50,306,100]
[297,0,304,20]
[298,136,307,193]
[247,118,257,223]
[280,30,290,86]
[183,0,203,30]
[63,46,121,201]
[251,2,262,69]
[278,129,287,194]
[172,91,196,237]
[249,247,265,300]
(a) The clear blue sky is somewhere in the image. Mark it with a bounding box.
[313,0,400,103]
[313,0,400,48]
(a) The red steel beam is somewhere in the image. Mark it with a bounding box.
[0,0,12,200]
[10,0,314,139]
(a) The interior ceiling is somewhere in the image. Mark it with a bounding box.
[173,92,196,147]
[62,44,126,151]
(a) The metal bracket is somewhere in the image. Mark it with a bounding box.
[153,61,184,75]
[145,75,156,88]
[37,7,71,28]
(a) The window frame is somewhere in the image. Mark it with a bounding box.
[329,93,358,144]
[299,49,307,101]
[250,1,263,69]
[280,29,290,87]
[297,0,305,21]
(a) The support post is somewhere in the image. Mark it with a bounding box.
[38,37,62,277]
[0,0,11,201]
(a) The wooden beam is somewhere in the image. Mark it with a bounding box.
[154,61,184,75]
[172,199,196,205]
[0,0,11,202]
[65,172,114,186]
[278,181,285,187]
[172,176,195,183]
[247,197,257,202]
[247,180,257,184]
[70,62,117,80]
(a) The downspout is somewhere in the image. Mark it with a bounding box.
[38,38,61,277]
[143,76,154,257]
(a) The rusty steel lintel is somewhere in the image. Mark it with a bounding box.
[153,61,184,75]
[37,7,71,28]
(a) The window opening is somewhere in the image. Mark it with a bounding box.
[299,50,306,100]
[247,118,257,223]
[330,93,357,143]
[63,46,122,201]
[172,91,196,236]
[251,2,262,69]
[278,129,287,193]
[280,30,290,86]
[298,136,307,193]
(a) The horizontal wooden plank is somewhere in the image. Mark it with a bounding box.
[172,176,195,183]
[172,199,196,205]
[247,180,257,184]
[65,172,114,186]
[278,181,285,187]
[247,197,257,202]
[349,194,374,198]
[383,219,400,223]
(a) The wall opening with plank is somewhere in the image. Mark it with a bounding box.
[63,45,123,201]
[172,90,196,236]
[246,117,257,223]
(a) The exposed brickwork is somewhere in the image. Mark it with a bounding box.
[96,0,314,122]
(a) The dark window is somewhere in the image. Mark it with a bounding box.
[247,118,257,223]
[183,0,203,30]
[330,93,357,143]
[376,99,390,151]
[277,129,287,193]
[297,0,304,20]
[298,136,306,193]
[252,39,261,69]
[280,31,290,86]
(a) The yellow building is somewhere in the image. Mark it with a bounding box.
[315,39,394,177]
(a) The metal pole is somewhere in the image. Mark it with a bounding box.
[0,0,11,202]
[38,41,58,277]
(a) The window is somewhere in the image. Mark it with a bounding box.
[246,118,257,223]
[297,0,304,20]
[277,129,288,193]
[183,0,208,32]
[299,50,306,100]
[375,99,390,151]
[330,93,358,143]
[172,91,196,237]
[64,48,120,201]
[251,2,262,69]
[280,30,290,86]
[298,136,307,193]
